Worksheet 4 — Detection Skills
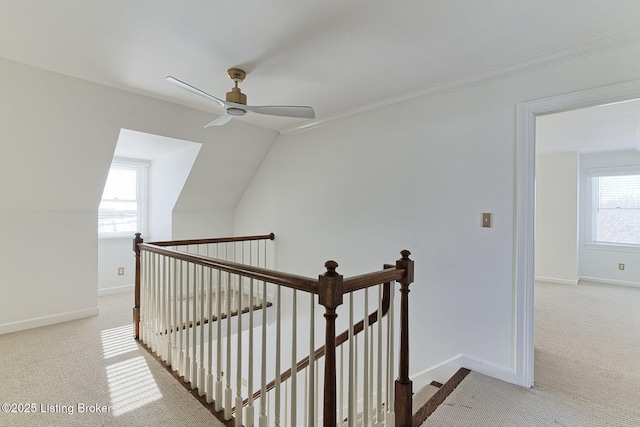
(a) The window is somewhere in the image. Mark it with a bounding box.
[587,167,640,248]
[99,159,149,237]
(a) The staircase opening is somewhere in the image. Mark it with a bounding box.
[132,233,417,425]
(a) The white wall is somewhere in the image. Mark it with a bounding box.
[234,43,640,384]
[579,150,640,286]
[148,141,202,242]
[97,238,136,295]
[98,131,202,294]
[535,152,579,284]
[0,57,277,334]
[172,211,234,239]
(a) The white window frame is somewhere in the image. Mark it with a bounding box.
[585,165,640,253]
[99,157,149,239]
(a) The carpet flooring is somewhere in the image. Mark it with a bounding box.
[4,281,637,426]
[0,292,224,427]
[422,281,640,426]
[0,291,436,427]
[534,281,640,415]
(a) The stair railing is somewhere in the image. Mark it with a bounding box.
[133,233,414,426]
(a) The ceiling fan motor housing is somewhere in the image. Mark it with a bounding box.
[226,87,247,105]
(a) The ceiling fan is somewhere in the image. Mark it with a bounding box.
[166,68,315,127]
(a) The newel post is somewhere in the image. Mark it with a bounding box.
[395,250,414,427]
[133,233,143,339]
[318,260,344,426]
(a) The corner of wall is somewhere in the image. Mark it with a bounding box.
[411,353,516,391]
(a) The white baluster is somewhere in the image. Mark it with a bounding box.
[166,256,171,361]
[191,262,198,390]
[149,253,154,351]
[215,267,223,411]
[207,266,214,404]
[172,259,178,370]
[308,293,315,427]
[246,250,255,426]
[376,284,383,425]
[140,251,147,345]
[235,273,243,427]
[275,285,282,427]
[164,256,171,364]
[267,393,271,427]
[284,380,288,427]
[314,361,318,427]
[199,265,206,396]
[304,368,308,427]
[339,344,344,426]
[364,289,369,427]
[225,270,233,420]
[259,277,268,427]
[348,293,355,427]
[184,261,191,383]
[354,334,358,427]
[290,289,297,426]
[369,317,374,426]
[178,261,184,378]
[153,253,159,354]
[159,256,165,360]
[386,283,395,427]
[149,251,153,347]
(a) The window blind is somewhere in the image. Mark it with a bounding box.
[590,170,640,246]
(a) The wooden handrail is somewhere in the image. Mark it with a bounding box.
[148,233,275,247]
[132,232,281,340]
[138,243,319,293]
[343,267,405,293]
[135,233,415,426]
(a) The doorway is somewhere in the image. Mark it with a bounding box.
[532,99,640,411]
[515,79,640,388]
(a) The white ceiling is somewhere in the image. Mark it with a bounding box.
[2,1,640,132]
[537,99,640,155]
[115,128,201,160]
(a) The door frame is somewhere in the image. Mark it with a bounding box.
[515,79,640,387]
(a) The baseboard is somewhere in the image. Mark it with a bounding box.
[535,276,578,285]
[411,353,515,390]
[536,275,640,288]
[579,276,640,288]
[411,354,465,391]
[98,284,135,296]
[0,307,99,335]
[460,354,516,384]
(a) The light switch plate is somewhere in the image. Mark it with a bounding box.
[482,213,492,228]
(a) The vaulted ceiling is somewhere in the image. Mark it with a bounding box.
[1,1,640,133]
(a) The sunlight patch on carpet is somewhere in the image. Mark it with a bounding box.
[106,356,162,416]
[101,324,138,359]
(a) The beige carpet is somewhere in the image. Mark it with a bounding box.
[534,281,640,415]
[421,371,639,427]
[422,281,640,426]
[0,292,224,427]
[4,282,637,426]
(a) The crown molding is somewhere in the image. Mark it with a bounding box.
[279,25,640,135]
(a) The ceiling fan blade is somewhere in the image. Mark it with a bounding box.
[244,105,315,119]
[166,76,226,109]
[204,114,233,127]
